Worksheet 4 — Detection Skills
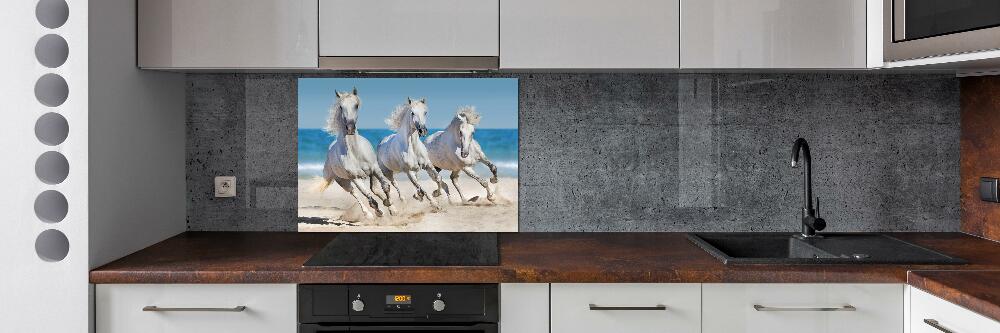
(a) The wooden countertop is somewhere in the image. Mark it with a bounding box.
[908,270,1000,322]
[90,232,1000,321]
[91,232,1000,284]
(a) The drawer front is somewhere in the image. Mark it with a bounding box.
[138,0,319,68]
[319,0,499,57]
[551,283,701,333]
[703,283,903,333]
[910,287,1000,333]
[96,284,296,333]
[500,283,548,333]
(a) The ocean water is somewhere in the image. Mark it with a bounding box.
[298,128,518,179]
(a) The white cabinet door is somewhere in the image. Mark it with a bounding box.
[96,284,297,333]
[702,283,903,333]
[501,0,680,69]
[551,283,700,333]
[319,0,499,57]
[910,287,1000,333]
[138,0,319,68]
[680,0,868,68]
[500,283,548,333]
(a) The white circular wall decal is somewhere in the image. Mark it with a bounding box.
[35,229,69,262]
[35,34,69,68]
[35,0,69,29]
[34,190,68,223]
[34,73,69,107]
[35,151,69,184]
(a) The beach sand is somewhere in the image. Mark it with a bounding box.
[298,175,518,232]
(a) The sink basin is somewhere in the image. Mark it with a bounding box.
[687,233,966,265]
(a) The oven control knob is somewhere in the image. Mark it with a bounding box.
[351,299,365,312]
[432,299,446,312]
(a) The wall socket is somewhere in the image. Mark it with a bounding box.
[980,177,999,203]
[215,176,236,198]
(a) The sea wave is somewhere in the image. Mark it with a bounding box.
[493,160,518,171]
[297,160,518,177]
[298,163,325,172]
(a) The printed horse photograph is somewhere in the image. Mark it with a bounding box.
[297,78,518,232]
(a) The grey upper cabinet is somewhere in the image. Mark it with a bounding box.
[680,0,871,69]
[318,0,499,69]
[138,0,318,69]
[501,0,680,69]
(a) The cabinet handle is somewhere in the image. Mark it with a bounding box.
[589,304,667,311]
[753,304,856,312]
[142,306,247,312]
[923,319,955,333]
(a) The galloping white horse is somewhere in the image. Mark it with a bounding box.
[425,106,500,203]
[320,88,393,219]
[376,98,448,211]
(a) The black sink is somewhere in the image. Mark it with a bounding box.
[687,233,966,265]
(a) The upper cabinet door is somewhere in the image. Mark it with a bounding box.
[319,0,500,57]
[681,0,869,69]
[501,0,680,69]
[138,0,319,69]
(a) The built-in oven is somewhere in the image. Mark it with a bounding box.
[299,284,498,333]
[884,0,1000,61]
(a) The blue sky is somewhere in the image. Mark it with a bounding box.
[298,78,518,129]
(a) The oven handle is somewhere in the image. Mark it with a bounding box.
[347,323,497,332]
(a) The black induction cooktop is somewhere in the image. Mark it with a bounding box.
[303,233,500,266]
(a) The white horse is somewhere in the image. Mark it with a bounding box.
[319,87,393,219]
[376,97,448,211]
[425,106,500,203]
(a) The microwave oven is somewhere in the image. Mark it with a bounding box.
[884,0,1000,62]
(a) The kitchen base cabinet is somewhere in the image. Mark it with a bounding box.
[551,283,701,333]
[96,284,296,333]
[500,283,548,333]
[910,287,1000,333]
[702,283,903,333]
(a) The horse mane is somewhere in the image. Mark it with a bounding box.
[455,106,481,125]
[385,103,411,130]
[324,93,360,136]
[324,103,344,135]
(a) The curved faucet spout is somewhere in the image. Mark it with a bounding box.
[791,138,813,212]
[791,138,824,237]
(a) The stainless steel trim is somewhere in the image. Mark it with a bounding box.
[142,306,247,312]
[318,57,498,71]
[923,319,956,333]
[884,0,1000,62]
[753,304,856,312]
[892,0,905,41]
[588,304,667,311]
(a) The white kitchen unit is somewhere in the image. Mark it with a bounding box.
[3,0,187,331]
[680,0,877,69]
[500,0,680,69]
[138,0,319,69]
[500,283,548,333]
[96,284,297,333]
[551,283,701,333]
[702,283,904,333]
[319,0,499,69]
[909,286,1000,333]
[1,0,90,331]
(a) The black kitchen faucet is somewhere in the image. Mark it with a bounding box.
[791,138,826,238]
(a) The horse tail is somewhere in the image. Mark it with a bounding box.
[315,176,333,193]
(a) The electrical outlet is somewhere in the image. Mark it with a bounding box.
[215,176,236,198]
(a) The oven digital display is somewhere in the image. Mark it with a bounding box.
[386,295,412,305]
